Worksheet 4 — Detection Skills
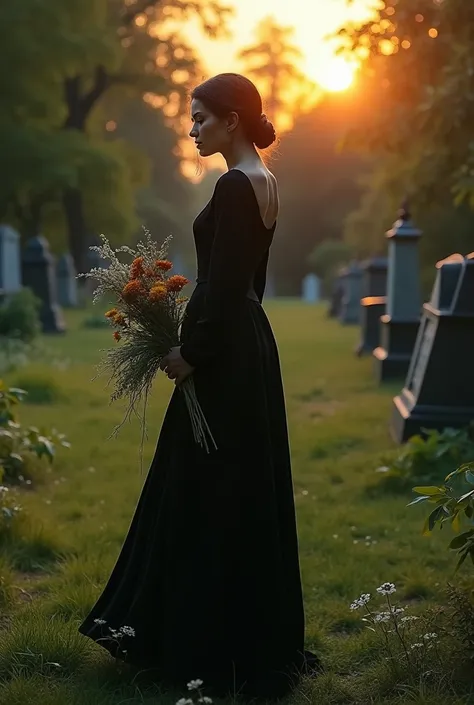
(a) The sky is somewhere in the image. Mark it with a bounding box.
[183,0,378,90]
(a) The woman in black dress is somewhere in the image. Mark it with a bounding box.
[79,73,316,699]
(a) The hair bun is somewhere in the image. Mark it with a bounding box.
[253,113,276,149]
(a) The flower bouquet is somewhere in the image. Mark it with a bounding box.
[78,229,217,455]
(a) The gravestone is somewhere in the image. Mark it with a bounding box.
[391,252,474,442]
[302,273,321,303]
[339,261,363,324]
[21,236,66,333]
[328,272,344,318]
[373,204,422,381]
[356,257,388,356]
[57,253,78,308]
[0,225,22,298]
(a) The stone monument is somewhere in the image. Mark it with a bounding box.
[0,225,22,299]
[356,257,388,356]
[327,272,344,318]
[302,273,321,303]
[373,203,422,381]
[339,261,363,324]
[391,252,474,442]
[57,252,78,308]
[21,235,66,333]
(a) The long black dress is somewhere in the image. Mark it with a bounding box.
[79,169,309,699]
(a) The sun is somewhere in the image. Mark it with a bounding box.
[315,57,358,93]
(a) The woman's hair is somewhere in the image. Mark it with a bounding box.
[191,73,276,150]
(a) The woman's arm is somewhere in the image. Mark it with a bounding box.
[180,171,263,368]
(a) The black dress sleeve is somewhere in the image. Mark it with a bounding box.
[180,171,263,368]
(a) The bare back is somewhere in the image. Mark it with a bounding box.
[230,166,279,230]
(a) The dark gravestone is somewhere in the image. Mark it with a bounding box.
[356,257,388,356]
[21,236,66,333]
[339,261,363,324]
[391,252,474,442]
[57,252,78,308]
[327,273,344,318]
[373,204,422,381]
[0,225,21,297]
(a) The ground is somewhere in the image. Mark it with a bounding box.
[0,302,465,705]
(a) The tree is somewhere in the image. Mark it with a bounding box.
[336,0,474,207]
[238,16,315,131]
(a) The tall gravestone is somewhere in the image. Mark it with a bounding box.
[339,261,363,324]
[0,225,22,298]
[356,257,388,356]
[373,204,422,381]
[57,253,78,308]
[391,252,474,442]
[21,236,66,333]
[302,273,321,303]
[328,272,344,318]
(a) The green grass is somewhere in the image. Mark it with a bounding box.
[0,302,470,704]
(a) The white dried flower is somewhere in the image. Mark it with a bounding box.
[411,642,423,650]
[423,632,438,640]
[374,612,391,623]
[120,625,136,637]
[198,698,213,704]
[377,582,396,596]
[350,593,371,610]
[93,618,106,625]
[400,616,419,624]
[176,699,194,705]
[187,679,204,691]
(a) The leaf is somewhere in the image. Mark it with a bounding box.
[407,495,430,506]
[455,550,469,573]
[458,490,474,504]
[449,530,474,549]
[413,486,446,496]
[7,387,28,401]
[466,470,474,486]
[451,512,462,533]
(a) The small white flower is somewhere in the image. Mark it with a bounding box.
[198,698,213,704]
[411,642,423,650]
[374,611,391,623]
[187,679,204,691]
[400,616,419,624]
[120,625,136,637]
[377,582,396,596]
[176,699,194,705]
[94,618,106,625]
[350,593,371,610]
[390,607,405,616]
[0,486,9,493]
[423,632,438,640]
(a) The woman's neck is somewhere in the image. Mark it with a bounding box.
[222,139,260,171]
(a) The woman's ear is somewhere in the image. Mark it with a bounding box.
[227,111,240,133]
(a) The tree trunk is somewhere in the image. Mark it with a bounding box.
[62,67,109,277]
[62,188,88,277]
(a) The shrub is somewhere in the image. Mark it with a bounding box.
[0,289,41,343]
[9,372,64,405]
[0,382,70,485]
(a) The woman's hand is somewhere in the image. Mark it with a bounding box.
[160,346,194,386]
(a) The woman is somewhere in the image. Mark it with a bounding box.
[79,73,317,699]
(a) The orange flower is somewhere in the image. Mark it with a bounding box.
[155,259,172,272]
[176,296,188,304]
[166,275,189,292]
[113,331,121,342]
[143,266,155,278]
[114,313,127,326]
[130,256,144,279]
[105,308,118,319]
[149,284,168,302]
[122,279,144,300]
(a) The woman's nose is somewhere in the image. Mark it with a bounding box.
[189,126,197,138]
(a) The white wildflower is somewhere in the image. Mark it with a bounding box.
[390,607,405,616]
[400,616,419,624]
[187,679,204,691]
[177,699,194,705]
[120,625,136,637]
[350,593,371,610]
[374,612,391,623]
[94,618,106,625]
[0,486,9,493]
[423,632,438,640]
[377,582,396,596]
[198,698,213,704]
[411,643,423,650]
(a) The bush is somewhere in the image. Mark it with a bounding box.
[0,382,70,485]
[9,372,64,405]
[0,485,22,537]
[375,427,474,490]
[0,289,41,343]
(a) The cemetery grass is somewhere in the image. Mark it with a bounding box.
[0,302,469,705]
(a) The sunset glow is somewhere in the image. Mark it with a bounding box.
[314,56,358,93]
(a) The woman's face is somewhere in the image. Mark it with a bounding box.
[189,98,232,157]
